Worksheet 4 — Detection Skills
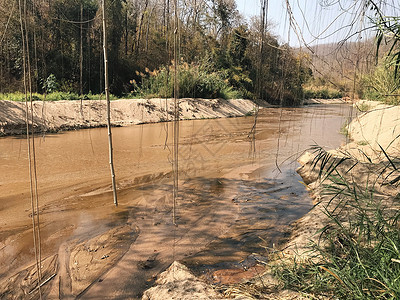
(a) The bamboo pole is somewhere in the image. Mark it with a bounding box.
[102,0,118,206]
[172,0,179,225]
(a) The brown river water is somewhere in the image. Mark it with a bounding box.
[0,104,355,298]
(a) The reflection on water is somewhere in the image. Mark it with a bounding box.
[0,104,355,297]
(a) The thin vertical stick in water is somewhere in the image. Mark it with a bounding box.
[102,0,118,206]
[172,0,179,225]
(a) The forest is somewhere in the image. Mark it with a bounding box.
[0,0,399,104]
[0,0,315,106]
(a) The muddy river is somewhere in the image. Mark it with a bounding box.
[0,104,355,298]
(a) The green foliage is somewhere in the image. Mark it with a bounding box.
[370,3,400,104]
[254,43,312,105]
[340,120,350,136]
[0,0,309,105]
[132,62,241,99]
[0,93,27,102]
[42,74,59,93]
[356,101,371,112]
[362,60,400,105]
[225,26,255,99]
[374,14,400,78]
[0,92,118,101]
[274,147,400,299]
[304,85,343,99]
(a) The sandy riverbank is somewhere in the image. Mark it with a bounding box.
[257,102,400,300]
[0,98,260,136]
[289,101,400,257]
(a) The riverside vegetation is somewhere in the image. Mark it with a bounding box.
[0,1,311,105]
[275,147,400,299]
[1,1,400,105]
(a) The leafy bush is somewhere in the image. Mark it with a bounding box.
[131,61,242,99]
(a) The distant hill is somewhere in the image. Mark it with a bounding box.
[299,39,383,95]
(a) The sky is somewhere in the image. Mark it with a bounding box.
[234,0,378,47]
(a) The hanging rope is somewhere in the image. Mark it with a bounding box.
[25,0,43,284]
[248,0,269,159]
[163,0,171,152]
[274,1,293,173]
[347,0,368,143]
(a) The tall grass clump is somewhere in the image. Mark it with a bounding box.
[274,147,400,299]
[131,61,242,99]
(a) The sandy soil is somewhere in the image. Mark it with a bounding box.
[142,261,225,300]
[337,100,400,161]
[0,98,259,136]
[302,98,347,105]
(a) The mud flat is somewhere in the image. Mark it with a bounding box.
[0,98,260,136]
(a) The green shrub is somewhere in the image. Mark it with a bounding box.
[0,92,26,101]
[132,61,242,99]
[304,85,343,99]
[362,60,400,105]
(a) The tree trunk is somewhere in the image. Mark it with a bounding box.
[125,9,128,56]
[136,0,148,54]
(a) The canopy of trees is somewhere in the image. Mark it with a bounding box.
[0,0,311,105]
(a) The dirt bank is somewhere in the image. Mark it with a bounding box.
[0,98,259,136]
[339,100,400,161]
[302,98,347,105]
